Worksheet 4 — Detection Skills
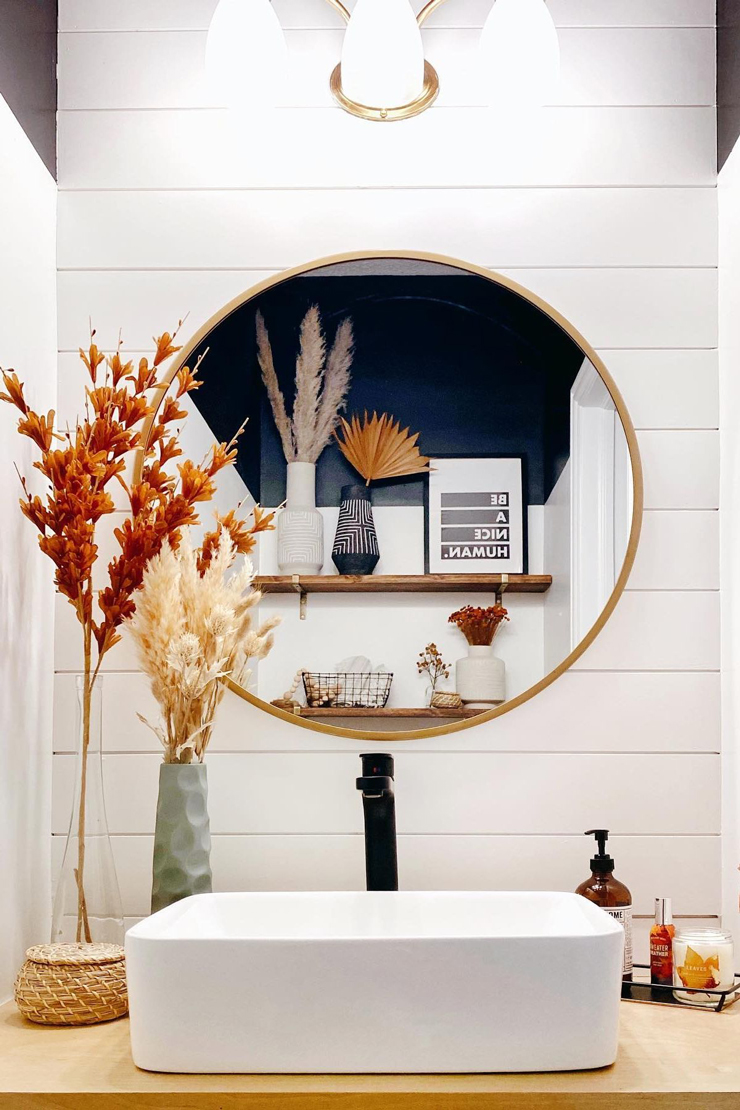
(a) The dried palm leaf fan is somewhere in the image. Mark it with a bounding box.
[334,411,431,484]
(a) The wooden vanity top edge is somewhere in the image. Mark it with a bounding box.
[1,1000,739,1108]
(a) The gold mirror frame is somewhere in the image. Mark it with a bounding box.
[137,250,643,743]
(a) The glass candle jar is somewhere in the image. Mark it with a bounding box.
[673,928,735,1007]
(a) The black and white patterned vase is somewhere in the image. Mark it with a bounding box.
[332,484,380,575]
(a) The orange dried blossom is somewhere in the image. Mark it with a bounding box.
[1,323,272,941]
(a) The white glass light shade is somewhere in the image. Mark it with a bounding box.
[479,0,560,110]
[340,0,425,109]
[205,0,288,109]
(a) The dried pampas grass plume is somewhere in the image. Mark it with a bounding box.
[334,411,431,485]
[127,530,280,764]
[255,305,353,465]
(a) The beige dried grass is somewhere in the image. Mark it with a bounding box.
[127,531,279,763]
[256,306,353,464]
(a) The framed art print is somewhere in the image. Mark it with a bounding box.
[426,456,525,574]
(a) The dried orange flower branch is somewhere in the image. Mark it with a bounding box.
[448,605,509,646]
[417,642,450,700]
[1,327,273,942]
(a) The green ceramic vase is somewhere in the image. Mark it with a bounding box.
[151,763,213,914]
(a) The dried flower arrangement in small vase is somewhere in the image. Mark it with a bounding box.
[448,605,510,709]
[1,327,237,950]
[333,411,430,575]
[417,643,451,707]
[256,305,353,576]
[128,515,278,913]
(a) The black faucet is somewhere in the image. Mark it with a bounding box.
[356,753,398,891]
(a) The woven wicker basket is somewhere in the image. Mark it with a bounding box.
[430,691,463,709]
[14,943,128,1026]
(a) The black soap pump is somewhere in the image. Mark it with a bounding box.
[576,829,633,981]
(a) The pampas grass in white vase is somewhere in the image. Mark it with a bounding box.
[256,305,353,576]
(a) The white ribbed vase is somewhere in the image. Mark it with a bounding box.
[455,645,506,708]
[277,462,324,575]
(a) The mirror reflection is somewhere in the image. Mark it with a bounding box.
[172,257,635,735]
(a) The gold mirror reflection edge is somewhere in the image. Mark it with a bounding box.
[136,250,644,743]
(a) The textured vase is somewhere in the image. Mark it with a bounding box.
[151,763,212,914]
[332,484,380,575]
[455,645,506,708]
[277,461,324,575]
[51,676,124,945]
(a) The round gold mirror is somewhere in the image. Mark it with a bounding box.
[145,251,642,742]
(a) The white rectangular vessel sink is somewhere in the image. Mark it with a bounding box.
[126,890,623,1074]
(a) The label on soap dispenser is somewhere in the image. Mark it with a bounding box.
[606,906,633,974]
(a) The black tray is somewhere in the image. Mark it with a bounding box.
[622,964,740,1012]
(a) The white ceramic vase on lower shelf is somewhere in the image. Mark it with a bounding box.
[456,644,506,708]
[277,461,324,575]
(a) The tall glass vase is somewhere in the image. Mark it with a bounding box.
[51,676,124,945]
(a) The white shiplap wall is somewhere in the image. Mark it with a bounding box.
[55,0,719,949]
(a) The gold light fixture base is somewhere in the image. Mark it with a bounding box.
[330,60,439,121]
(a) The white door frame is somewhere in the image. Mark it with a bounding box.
[570,361,622,648]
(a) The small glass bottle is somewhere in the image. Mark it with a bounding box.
[673,927,735,1007]
[649,897,675,985]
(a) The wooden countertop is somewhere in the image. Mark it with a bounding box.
[1,999,739,1109]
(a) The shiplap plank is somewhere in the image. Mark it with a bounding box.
[59,0,716,32]
[52,669,720,755]
[629,511,719,590]
[503,270,718,350]
[602,350,718,429]
[638,429,719,509]
[57,190,717,270]
[555,28,714,106]
[57,28,715,109]
[51,751,719,835]
[57,268,719,353]
[57,271,274,353]
[572,590,719,671]
[546,0,715,27]
[50,833,718,919]
[57,106,716,190]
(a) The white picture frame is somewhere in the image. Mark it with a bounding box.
[427,456,524,574]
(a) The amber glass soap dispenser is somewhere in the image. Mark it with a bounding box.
[576,829,633,981]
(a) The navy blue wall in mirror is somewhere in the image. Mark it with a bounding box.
[188,270,584,511]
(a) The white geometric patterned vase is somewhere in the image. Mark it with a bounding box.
[455,645,506,708]
[277,461,324,575]
[332,484,380,575]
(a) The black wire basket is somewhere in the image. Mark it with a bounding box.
[303,671,393,709]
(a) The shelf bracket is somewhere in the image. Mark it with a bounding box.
[496,573,509,608]
[290,575,308,620]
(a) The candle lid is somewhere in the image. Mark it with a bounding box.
[674,927,733,944]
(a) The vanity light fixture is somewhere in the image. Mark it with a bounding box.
[478,0,561,112]
[206,0,560,122]
[205,0,288,109]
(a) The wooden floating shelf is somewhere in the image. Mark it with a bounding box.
[254,573,551,594]
[289,707,485,719]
